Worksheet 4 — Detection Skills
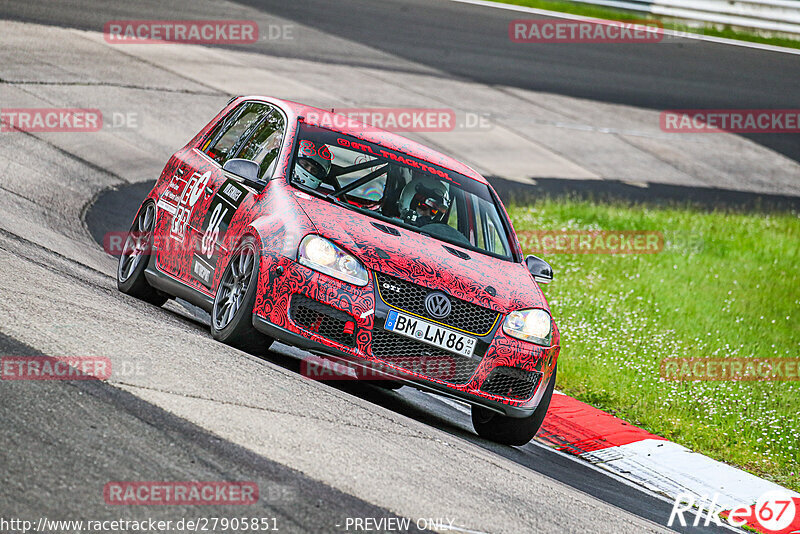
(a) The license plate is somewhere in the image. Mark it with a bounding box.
[384,310,476,357]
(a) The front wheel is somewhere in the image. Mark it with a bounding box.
[211,237,274,354]
[471,364,556,446]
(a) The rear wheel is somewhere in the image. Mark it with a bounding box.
[211,237,274,354]
[117,201,168,306]
[471,364,556,446]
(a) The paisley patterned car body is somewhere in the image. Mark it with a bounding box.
[123,96,560,433]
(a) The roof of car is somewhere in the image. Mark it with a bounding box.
[244,96,488,185]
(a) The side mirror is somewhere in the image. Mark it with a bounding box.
[525,255,553,284]
[223,158,265,191]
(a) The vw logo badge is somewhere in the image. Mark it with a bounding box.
[425,292,452,319]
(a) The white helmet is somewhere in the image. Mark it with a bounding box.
[399,175,450,226]
[294,153,331,189]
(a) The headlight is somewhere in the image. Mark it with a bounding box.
[503,308,552,346]
[298,235,368,286]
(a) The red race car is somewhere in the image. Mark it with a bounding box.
[117,96,560,445]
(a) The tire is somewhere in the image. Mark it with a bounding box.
[117,201,168,306]
[471,364,557,446]
[210,237,274,354]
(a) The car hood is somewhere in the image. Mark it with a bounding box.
[293,193,547,313]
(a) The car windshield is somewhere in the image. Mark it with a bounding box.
[290,123,514,261]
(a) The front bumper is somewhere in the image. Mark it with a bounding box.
[252,254,559,418]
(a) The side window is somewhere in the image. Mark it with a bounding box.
[203,103,270,165]
[486,220,500,254]
[237,109,286,179]
[474,201,487,251]
[473,196,511,255]
[446,194,460,233]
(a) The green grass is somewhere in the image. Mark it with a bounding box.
[508,199,800,491]
[494,0,800,49]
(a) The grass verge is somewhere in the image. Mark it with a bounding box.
[507,198,800,491]
[490,0,800,50]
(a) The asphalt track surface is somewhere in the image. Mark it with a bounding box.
[3,0,799,164]
[0,0,795,533]
[0,332,426,533]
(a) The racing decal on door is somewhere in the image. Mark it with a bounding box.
[157,166,189,216]
[191,178,249,287]
[166,170,212,242]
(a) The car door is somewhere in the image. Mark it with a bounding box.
[154,155,214,282]
[155,102,261,286]
[188,103,287,291]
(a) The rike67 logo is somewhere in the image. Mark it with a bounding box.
[669,491,800,533]
[737,493,800,534]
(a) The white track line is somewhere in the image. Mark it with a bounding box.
[583,440,800,510]
[448,0,800,55]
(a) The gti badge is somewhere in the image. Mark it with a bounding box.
[382,282,402,293]
[425,292,452,319]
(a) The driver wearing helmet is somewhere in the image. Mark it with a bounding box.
[399,175,450,227]
[293,152,331,189]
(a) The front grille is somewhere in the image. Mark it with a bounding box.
[374,272,500,336]
[370,329,480,385]
[481,367,542,400]
[290,295,355,347]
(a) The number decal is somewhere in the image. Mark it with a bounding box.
[298,140,333,161]
[299,139,316,157]
[201,203,228,258]
[318,144,332,161]
[191,178,249,288]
